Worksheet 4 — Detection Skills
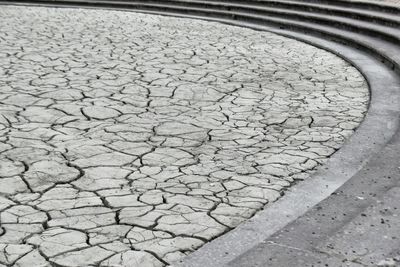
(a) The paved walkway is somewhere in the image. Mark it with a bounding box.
[0,5,369,267]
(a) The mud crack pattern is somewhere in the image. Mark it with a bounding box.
[0,6,369,267]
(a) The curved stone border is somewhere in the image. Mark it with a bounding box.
[1,2,399,267]
[175,27,400,267]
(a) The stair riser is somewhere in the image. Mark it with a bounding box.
[152,0,400,27]
[131,7,400,72]
[18,0,400,43]
[3,1,399,72]
[159,2,400,43]
[30,0,400,27]
[294,0,400,14]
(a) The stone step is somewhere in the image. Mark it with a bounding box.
[294,0,400,13]
[22,0,399,70]
[16,0,400,45]
[184,0,400,26]
[227,105,400,266]
[115,0,400,43]
[203,0,400,17]
[17,0,400,45]
[27,0,400,27]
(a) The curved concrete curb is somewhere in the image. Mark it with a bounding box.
[0,2,399,266]
[175,28,400,267]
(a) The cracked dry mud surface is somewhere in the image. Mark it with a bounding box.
[0,5,369,267]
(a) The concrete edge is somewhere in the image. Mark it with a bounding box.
[0,2,399,266]
[175,27,400,267]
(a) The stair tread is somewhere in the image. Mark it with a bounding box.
[118,7,400,67]
[293,0,400,12]
[36,0,400,39]
[59,0,400,45]
[27,0,400,24]
[144,1,400,38]
[220,0,400,23]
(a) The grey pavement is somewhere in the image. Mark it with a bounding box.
[228,129,400,267]
[0,5,370,267]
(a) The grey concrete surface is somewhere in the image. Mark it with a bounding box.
[229,127,400,266]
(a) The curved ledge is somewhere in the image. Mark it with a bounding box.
[176,28,400,267]
[1,1,399,266]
